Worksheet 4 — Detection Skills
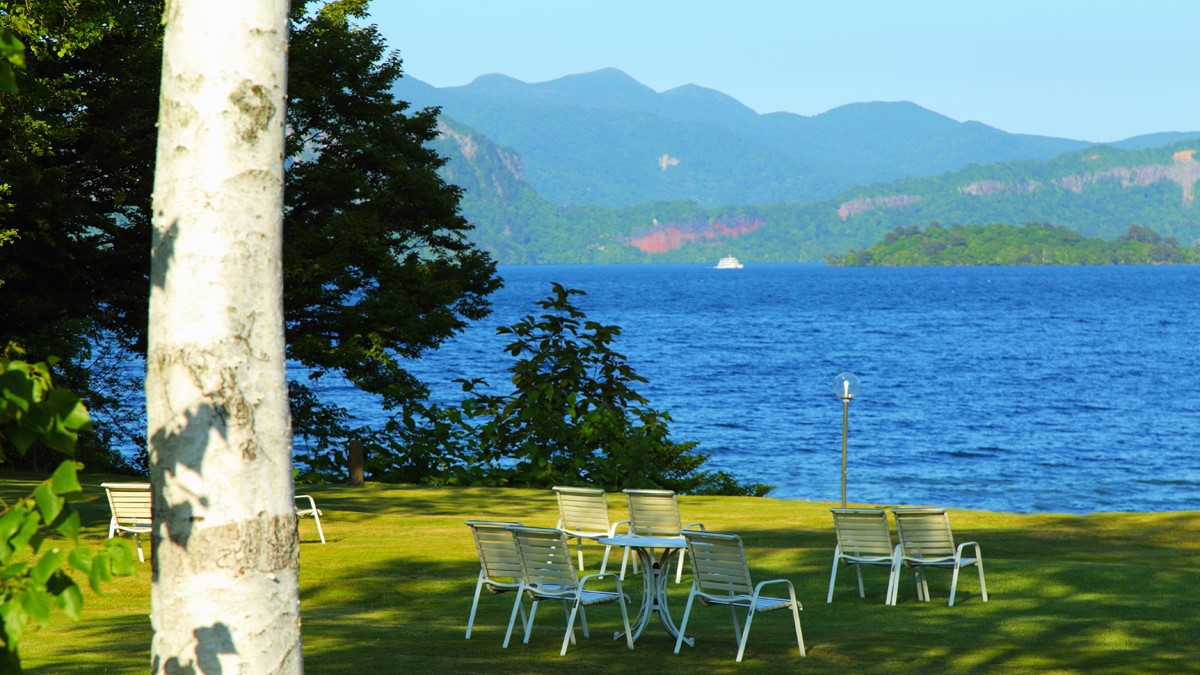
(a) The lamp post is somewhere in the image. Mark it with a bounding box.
[833,372,860,508]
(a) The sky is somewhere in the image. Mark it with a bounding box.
[366,0,1199,144]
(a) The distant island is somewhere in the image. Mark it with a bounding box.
[825,223,1200,266]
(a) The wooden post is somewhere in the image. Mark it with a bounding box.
[348,439,364,485]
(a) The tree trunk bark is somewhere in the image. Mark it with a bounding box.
[147,0,301,672]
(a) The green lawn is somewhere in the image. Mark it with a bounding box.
[9,475,1199,673]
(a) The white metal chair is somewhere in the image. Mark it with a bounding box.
[675,530,805,662]
[623,489,705,582]
[552,486,634,576]
[503,525,634,656]
[891,508,988,606]
[465,520,529,640]
[827,508,900,604]
[295,494,326,544]
[101,482,152,562]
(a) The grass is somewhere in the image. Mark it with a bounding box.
[7,474,1199,673]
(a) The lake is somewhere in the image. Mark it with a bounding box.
[318,263,1200,515]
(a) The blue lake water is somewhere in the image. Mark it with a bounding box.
[318,263,1200,515]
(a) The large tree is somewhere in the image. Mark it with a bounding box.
[0,0,499,471]
[147,0,301,670]
[283,0,500,471]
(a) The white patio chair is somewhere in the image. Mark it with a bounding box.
[623,488,705,582]
[827,507,900,604]
[465,520,529,640]
[891,508,988,606]
[101,482,152,562]
[552,486,634,576]
[675,530,805,662]
[503,525,634,656]
[295,494,326,544]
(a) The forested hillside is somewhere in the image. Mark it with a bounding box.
[430,119,1200,263]
[396,69,1091,208]
[827,223,1200,266]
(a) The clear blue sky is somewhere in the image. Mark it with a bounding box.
[367,0,1198,143]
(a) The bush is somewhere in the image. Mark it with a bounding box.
[372,284,771,496]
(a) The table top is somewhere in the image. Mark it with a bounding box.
[597,534,686,548]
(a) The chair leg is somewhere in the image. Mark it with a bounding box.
[617,589,634,651]
[949,562,961,607]
[977,557,989,602]
[673,588,698,654]
[827,550,841,603]
[466,573,485,639]
[790,597,806,657]
[675,548,687,583]
[521,600,541,645]
[855,565,865,598]
[619,545,637,580]
[134,533,145,563]
[599,543,612,574]
[576,537,585,571]
[729,605,742,645]
[504,592,532,648]
[312,511,326,544]
[735,606,756,662]
[560,600,581,656]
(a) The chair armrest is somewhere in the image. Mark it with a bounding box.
[750,578,800,607]
[579,572,627,598]
[608,519,631,536]
[955,541,982,561]
[295,494,319,513]
[683,522,705,531]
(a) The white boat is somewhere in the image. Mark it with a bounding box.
[715,255,744,269]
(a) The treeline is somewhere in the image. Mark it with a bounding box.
[825,223,1200,266]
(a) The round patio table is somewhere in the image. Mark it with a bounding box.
[597,535,693,647]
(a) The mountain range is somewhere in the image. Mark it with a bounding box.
[393,69,1200,263]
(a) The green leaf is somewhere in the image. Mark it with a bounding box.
[49,461,83,496]
[32,484,64,525]
[68,546,94,576]
[19,588,53,626]
[48,573,83,621]
[31,547,65,585]
[53,507,81,541]
[1,599,28,647]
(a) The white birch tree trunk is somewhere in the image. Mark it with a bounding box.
[147,0,301,671]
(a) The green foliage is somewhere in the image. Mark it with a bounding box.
[2,0,499,468]
[0,345,133,670]
[353,284,770,496]
[0,28,23,92]
[825,222,1200,266]
[284,0,500,430]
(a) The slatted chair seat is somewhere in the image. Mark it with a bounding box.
[891,508,988,606]
[622,489,704,582]
[827,507,901,604]
[674,530,806,662]
[503,525,633,656]
[102,482,152,563]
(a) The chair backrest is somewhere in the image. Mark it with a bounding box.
[102,482,152,526]
[466,520,525,582]
[892,509,956,558]
[624,489,682,537]
[508,525,579,588]
[830,508,894,556]
[552,486,610,533]
[683,530,754,596]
